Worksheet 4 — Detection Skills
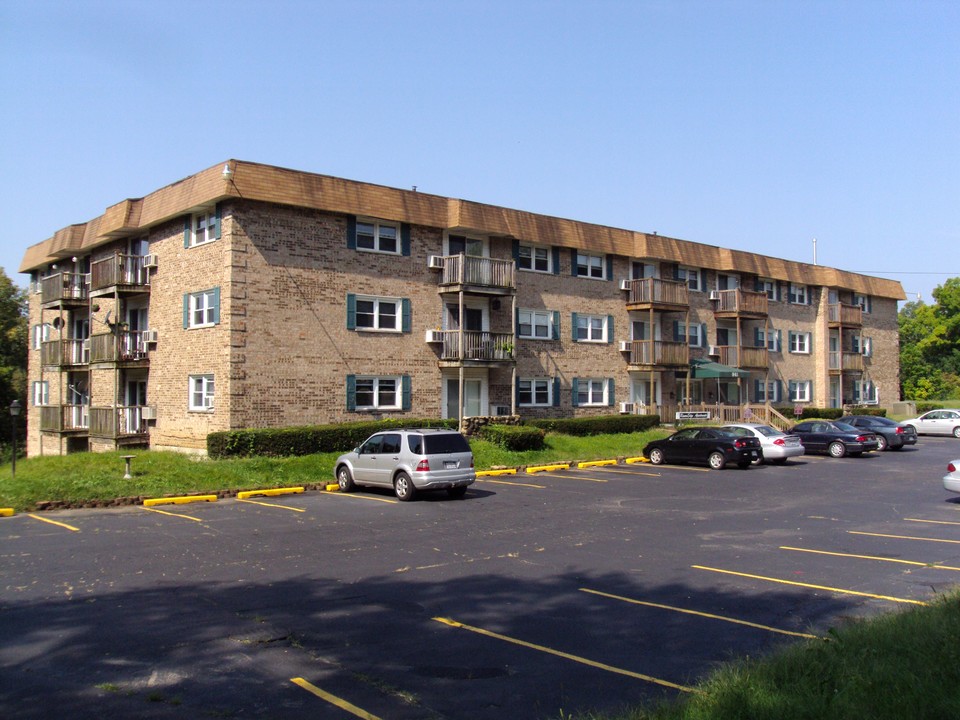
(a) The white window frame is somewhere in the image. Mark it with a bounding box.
[678,266,702,292]
[789,331,811,354]
[678,322,703,347]
[356,219,400,255]
[189,211,218,248]
[756,381,781,403]
[575,252,606,280]
[854,294,872,313]
[518,377,552,407]
[854,380,878,404]
[517,243,552,273]
[354,375,401,410]
[32,323,52,350]
[575,313,607,343]
[518,309,554,340]
[789,380,812,403]
[759,278,777,301]
[761,329,779,351]
[354,296,400,332]
[189,374,215,411]
[789,283,809,305]
[577,378,610,407]
[32,380,49,406]
[188,290,218,328]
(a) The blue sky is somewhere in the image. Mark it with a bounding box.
[2,0,957,304]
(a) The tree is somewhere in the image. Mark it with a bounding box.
[0,268,28,454]
[899,278,960,400]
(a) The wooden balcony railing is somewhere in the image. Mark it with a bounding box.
[829,351,864,373]
[828,303,863,327]
[41,338,90,367]
[89,406,149,438]
[89,331,150,363]
[439,255,516,291]
[716,345,769,368]
[713,288,768,317]
[438,330,515,362]
[39,405,89,432]
[624,277,689,309]
[90,254,150,292]
[623,340,688,367]
[41,272,88,305]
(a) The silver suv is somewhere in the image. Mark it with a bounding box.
[335,428,476,501]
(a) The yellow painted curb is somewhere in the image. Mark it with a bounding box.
[0,508,14,517]
[237,487,305,500]
[526,463,570,474]
[143,495,218,507]
[325,484,340,492]
[577,459,618,468]
[625,456,649,464]
[477,469,517,477]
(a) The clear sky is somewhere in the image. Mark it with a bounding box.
[2,0,957,304]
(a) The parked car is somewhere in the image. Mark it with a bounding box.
[643,427,761,469]
[902,409,960,438]
[945,460,960,494]
[790,420,879,457]
[839,415,919,451]
[722,423,806,464]
[335,428,476,501]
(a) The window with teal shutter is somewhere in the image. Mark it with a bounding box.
[607,315,614,344]
[401,224,411,256]
[552,247,561,275]
[401,299,411,333]
[346,294,357,329]
[552,311,560,340]
[571,377,580,406]
[346,216,357,250]
[553,377,560,406]
[607,378,615,406]
[402,375,411,410]
[346,375,357,411]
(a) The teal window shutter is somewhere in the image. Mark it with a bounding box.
[401,224,411,256]
[700,323,707,347]
[606,256,613,281]
[346,375,356,411]
[607,378,615,406]
[515,307,520,336]
[346,294,357,329]
[774,380,782,402]
[347,216,357,249]
[776,330,782,352]
[402,375,412,410]
[754,379,762,399]
[183,216,191,248]
[552,246,561,275]
[673,320,681,342]
[182,294,189,328]
[572,377,580,407]
[212,287,221,325]
[515,376,521,404]
[754,327,763,347]
[512,239,520,262]
[571,312,579,341]
[552,311,560,340]
[214,203,222,239]
[553,377,560,407]
[571,249,578,276]
[401,298,411,333]
[606,315,614,344]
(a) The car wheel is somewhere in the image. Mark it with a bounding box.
[336,465,355,492]
[828,441,846,458]
[953,426,960,439]
[394,472,416,501]
[648,448,665,465]
[447,486,467,499]
[708,452,726,470]
[875,435,888,451]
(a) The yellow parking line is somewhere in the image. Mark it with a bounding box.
[848,530,960,545]
[547,472,609,483]
[236,498,305,513]
[26,514,80,532]
[476,478,546,489]
[594,467,662,478]
[580,588,818,639]
[904,517,960,527]
[290,678,382,720]
[780,546,960,572]
[326,492,397,504]
[433,617,695,693]
[141,506,203,522]
[692,565,928,606]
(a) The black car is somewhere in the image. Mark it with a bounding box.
[839,415,918,451]
[643,427,762,469]
[790,420,879,457]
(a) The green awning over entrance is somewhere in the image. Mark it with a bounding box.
[689,358,750,379]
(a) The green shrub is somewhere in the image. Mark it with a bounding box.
[525,413,660,436]
[776,406,843,421]
[477,423,545,451]
[916,402,944,414]
[844,406,888,417]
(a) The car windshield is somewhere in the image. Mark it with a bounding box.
[421,433,471,454]
[752,425,780,437]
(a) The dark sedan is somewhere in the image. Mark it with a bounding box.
[791,420,879,457]
[643,427,762,469]
[839,415,918,451]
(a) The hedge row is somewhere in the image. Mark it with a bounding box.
[477,423,546,451]
[525,413,661,436]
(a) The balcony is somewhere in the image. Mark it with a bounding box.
[39,404,90,433]
[829,351,864,374]
[41,338,89,368]
[712,288,768,318]
[41,272,88,307]
[621,340,689,368]
[828,303,863,328]
[90,254,151,295]
[434,330,516,366]
[715,345,769,369]
[434,255,516,295]
[624,277,689,312]
[89,330,150,365]
[89,406,150,439]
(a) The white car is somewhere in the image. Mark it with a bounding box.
[722,423,806,464]
[902,409,960,438]
[945,460,960,494]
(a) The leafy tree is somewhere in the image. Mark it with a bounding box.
[0,268,27,455]
[899,278,960,400]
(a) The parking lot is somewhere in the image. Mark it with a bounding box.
[2,438,959,719]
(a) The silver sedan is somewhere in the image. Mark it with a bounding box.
[722,423,806,464]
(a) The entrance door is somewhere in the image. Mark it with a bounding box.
[631,377,659,408]
[124,378,147,434]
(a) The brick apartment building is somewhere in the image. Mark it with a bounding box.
[20,160,905,456]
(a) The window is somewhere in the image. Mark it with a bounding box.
[518,378,553,406]
[789,380,812,402]
[518,309,556,340]
[676,321,704,347]
[757,328,781,351]
[853,335,873,357]
[32,380,49,406]
[574,377,613,407]
[350,375,405,410]
[517,243,552,273]
[189,374,215,411]
[575,252,606,280]
[854,380,878,404]
[754,380,781,403]
[356,220,399,254]
[186,208,220,247]
[573,313,610,343]
[347,294,409,332]
[789,331,811,354]
[758,278,778,301]
[854,294,872,313]
[185,289,220,328]
[677,266,702,291]
[788,284,809,305]
[32,323,52,350]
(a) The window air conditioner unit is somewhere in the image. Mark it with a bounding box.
[427,255,445,270]
[143,254,159,269]
[494,405,511,416]
[708,345,720,356]
[143,329,159,344]
[619,279,631,291]
[709,290,721,300]
[618,340,631,352]
[141,406,157,420]
[425,329,443,343]
[619,402,634,415]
